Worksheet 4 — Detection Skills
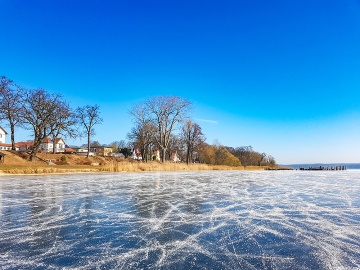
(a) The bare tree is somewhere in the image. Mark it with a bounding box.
[20,89,63,161]
[232,146,253,167]
[228,146,275,167]
[76,105,103,157]
[108,141,122,153]
[181,120,206,164]
[258,152,267,166]
[48,100,77,153]
[90,141,101,147]
[127,122,156,162]
[0,76,22,150]
[128,104,155,162]
[131,96,191,163]
[167,134,185,161]
[266,155,276,167]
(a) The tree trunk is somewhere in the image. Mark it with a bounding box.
[162,148,166,163]
[141,146,146,162]
[10,123,16,151]
[30,140,41,161]
[52,137,56,154]
[186,147,191,164]
[87,132,91,158]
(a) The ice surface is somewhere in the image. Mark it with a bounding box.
[0,170,359,269]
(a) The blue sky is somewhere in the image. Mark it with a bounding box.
[1,0,360,164]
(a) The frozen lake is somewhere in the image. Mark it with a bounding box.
[0,170,359,269]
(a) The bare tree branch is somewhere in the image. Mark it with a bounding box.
[76,105,103,157]
[0,76,23,150]
[181,120,206,164]
[20,89,63,160]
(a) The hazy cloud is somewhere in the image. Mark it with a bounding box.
[194,118,219,124]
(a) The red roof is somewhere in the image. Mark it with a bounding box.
[41,138,52,143]
[41,137,66,144]
[16,141,34,147]
[55,138,65,144]
[0,143,12,147]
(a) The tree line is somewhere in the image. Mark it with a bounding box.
[1,75,276,166]
[125,96,205,164]
[0,76,102,160]
[125,96,276,166]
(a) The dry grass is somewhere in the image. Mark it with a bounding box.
[0,164,100,174]
[0,162,270,175]
[98,161,269,173]
[0,150,275,175]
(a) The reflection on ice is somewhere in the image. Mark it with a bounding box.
[0,171,359,269]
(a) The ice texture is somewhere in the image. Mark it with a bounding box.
[0,170,359,269]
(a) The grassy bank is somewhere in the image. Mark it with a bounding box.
[0,151,275,174]
[0,162,271,174]
[0,164,100,174]
[98,161,269,173]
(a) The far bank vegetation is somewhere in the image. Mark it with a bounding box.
[1,76,277,173]
[0,150,271,174]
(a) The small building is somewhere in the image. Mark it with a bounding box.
[90,146,113,157]
[16,141,34,152]
[129,149,142,160]
[0,128,20,150]
[64,145,75,154]
[72,147,94,156]
[90,146,112,157]
[0,143,13,151]
[170,151,181,162]
[153,149,160,161]
[0,126,8,144]
[40,138,67,153]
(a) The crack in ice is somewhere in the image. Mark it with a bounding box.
[0,170,359,269]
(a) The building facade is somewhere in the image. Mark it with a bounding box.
[0,126,12,150]
[40,138,67,153]
[0,126,8,144]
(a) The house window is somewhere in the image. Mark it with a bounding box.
[0,134,2,138]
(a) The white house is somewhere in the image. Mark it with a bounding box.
[40,138,67,153]
[0,144,13,150]
[16,141,33,152]
[153,149,161,161]
[90,146,113,157]
[170,151,181,162]
[0,126,7,144]
[72,147,95,156]
[129,149,142,160]
[0,126,13,150]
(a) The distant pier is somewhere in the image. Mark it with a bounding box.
[299,166,347,171]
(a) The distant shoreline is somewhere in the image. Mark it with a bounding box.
[283,163,360,170]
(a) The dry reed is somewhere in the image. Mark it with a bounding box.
[0,161,271,175]
[99,161,269,173]
[0,166,99,175]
